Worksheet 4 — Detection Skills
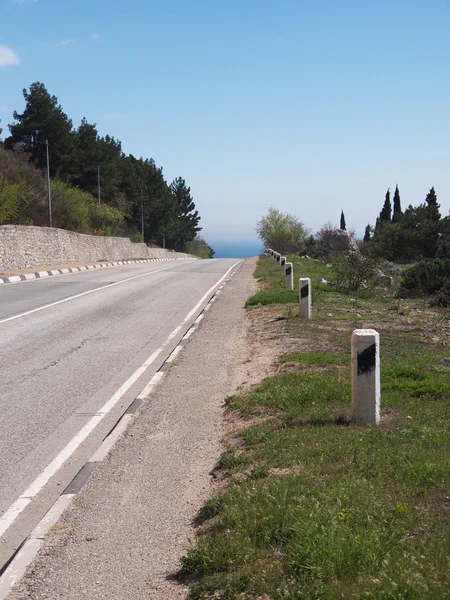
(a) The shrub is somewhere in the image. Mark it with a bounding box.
[399,259,450,302]
[87,201,124,235]
[130,232,143,243]
[332,251,379,292]
[0,176,30,223]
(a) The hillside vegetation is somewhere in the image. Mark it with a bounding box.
[0,82,213,257]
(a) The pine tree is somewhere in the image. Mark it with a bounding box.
[340,210,346,230]
[71,118,101,193]
[169,177,201,250]
[392,185,402,222]
[5,82,73,176]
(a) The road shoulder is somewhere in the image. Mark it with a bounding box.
[8,257,257,600]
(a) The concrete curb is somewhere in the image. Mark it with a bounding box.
[0,257,196,286]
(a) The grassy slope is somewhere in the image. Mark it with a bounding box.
[179,255,450,600]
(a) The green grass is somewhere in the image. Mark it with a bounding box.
[279,351,348,367]
[246,254,331,307]
[179,256,450,600]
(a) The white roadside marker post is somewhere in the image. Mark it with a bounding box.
[276,253,281,265]
[285,262,294,290]
[280,256,286,268]
[299,277,311,318]
[351,329,380,425]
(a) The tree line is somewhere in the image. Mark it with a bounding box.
[363,185,446,262]
[0,82,213,256]
[257,184,449,264]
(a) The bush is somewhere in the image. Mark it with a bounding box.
[332,251,379,292]
[87,201,124,235]
[50,179,91,232]
[0,176,30,223]
[130,232,143,243]
[185,237,215,258]
[399,258,450,300]
[0,147,48,225]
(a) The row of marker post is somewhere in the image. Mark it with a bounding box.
[266,248,380,426]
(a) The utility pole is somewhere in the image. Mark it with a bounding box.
[140,185,144,241]
[98,165,101,204]
[46,139,53,227]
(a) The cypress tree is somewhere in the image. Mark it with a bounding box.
[392,185,402,222]
[380,188,392,222]
[425,187,440,221]
[363,225,371,242]
[340,210,346,230]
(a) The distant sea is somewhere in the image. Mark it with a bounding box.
[211,241,263,259]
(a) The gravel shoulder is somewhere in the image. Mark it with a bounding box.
[9,257,258,600]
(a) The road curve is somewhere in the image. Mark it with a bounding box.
[0,258,239,569]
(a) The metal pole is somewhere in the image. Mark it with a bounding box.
[140,186,144,240]
[98,166,101,204]
[46,139,53,227]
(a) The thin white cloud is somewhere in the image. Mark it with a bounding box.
[57,39,76,47]
[104,112,122,119]
[91,33,100,42]
[0,45,20,67]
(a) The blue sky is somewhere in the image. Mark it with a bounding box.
[1,0,450,250]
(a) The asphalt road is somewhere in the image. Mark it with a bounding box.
[0,258,239,569]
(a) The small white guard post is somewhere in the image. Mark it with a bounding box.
[280,256,286,267]
[299,277,311,319]
[285,262,294,290]
[276,253,281,264]
[351,329,380,425]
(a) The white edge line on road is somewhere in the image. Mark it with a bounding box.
[165,345,182,364]
[88,414,134,463]
[0,495,75,600]
[136,370,166,400]
[0,260,241,540]
[0,263,186,326]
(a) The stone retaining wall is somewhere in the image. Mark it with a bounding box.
[0,225,194,271]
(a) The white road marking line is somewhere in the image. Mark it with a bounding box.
[136,371,166,400]
[195,314,204,324]
[0,263,185,326]
[165,345,183,364]
[0,495,75,599]
[182,327,196,340]
[0,260,241,539]
[89,414,134,463]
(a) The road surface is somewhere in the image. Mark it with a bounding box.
[0,258,239,571]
